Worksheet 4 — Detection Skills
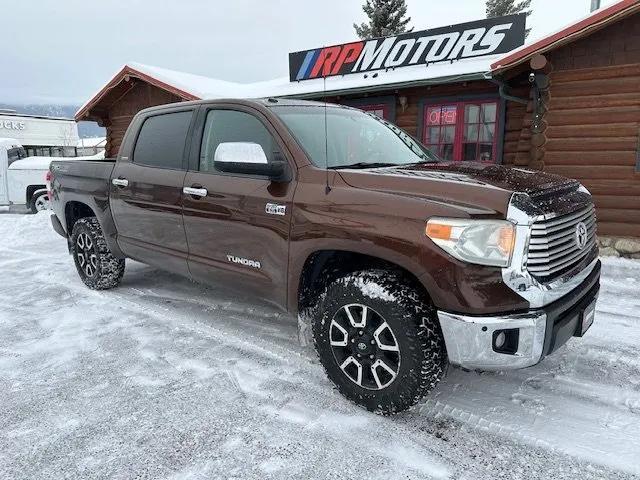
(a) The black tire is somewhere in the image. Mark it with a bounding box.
[30,191,49,214]
[312,269,447,415]
[70,217,125,290]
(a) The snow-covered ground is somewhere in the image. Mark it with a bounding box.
[1,211,639,479]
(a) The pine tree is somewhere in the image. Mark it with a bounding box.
[353,0,413,39]
[486,0,532,37]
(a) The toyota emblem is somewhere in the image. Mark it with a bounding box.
[575,222,588,250]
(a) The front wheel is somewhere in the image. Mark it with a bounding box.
[312,269,447,415]
[71,217,125,290]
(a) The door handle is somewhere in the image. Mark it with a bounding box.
[183,186,208,198]
[112,178,129,188]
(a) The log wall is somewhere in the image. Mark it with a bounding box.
[104,81,182,157]
[544,13,640,237]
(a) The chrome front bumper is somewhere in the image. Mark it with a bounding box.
[437,310,547,370]
[438,260,601,371]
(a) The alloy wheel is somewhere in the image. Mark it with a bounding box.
[76,233,99,277]
[329,303,401,390]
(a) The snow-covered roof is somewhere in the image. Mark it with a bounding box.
[491,0,640,72]
[76,55,498,120]
[248,54,499,99]
[126,62,242,99]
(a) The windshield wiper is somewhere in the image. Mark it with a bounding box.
[328,162,399,170]
[404,158,440,165]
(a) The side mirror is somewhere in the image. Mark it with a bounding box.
[213,142,290,182]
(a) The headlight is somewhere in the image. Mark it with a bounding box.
[425,218,515,267]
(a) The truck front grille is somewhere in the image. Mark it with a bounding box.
[526,204,597,280]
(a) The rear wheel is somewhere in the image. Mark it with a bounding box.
[312,269,447,414]
[30,191,49,213]
[70,217,125,290]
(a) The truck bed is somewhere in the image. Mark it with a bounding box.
[51,158,116,177]
[49,158,118,240]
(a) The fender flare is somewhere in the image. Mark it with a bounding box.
[287,241,430,315]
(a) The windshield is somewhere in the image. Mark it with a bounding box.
[272,106,439,169]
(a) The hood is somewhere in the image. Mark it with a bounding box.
[395,162,577,195]
[338,162,579,217]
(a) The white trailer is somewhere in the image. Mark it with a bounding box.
[0,138,104,213]
[1,139,51,212]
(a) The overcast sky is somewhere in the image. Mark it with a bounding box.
[2,0,619,105]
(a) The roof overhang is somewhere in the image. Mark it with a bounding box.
[278,71,493,100]
[491,0,640,74]
[75,65,200,122]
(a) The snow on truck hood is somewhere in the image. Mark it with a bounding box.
[338,162,579,217]
[340,161,577,196]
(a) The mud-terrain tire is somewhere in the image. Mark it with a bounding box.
[312,269,447,415]
[70,217,125,290]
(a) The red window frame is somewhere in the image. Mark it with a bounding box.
[423,99,500,163]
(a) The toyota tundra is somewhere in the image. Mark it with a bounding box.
[48,98,600,414]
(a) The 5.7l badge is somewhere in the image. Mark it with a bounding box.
[265,203,286,216]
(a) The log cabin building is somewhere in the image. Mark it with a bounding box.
[76,0,640,243]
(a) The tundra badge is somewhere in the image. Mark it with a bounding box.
[227,255,261,269]
[265,203,286,216]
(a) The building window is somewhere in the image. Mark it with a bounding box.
[423,100,499,163]
[50,147,64,157]
[359,103,391,120]
[342,96,396,122]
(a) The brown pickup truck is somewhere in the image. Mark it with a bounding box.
[48,98,600,414]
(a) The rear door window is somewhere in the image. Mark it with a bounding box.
[133,110,193,169]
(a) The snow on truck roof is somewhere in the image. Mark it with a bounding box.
[76,0,637,121]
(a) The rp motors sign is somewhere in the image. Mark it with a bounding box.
[289,14,526,81]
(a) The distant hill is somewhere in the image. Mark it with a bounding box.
[0,104,105,138]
